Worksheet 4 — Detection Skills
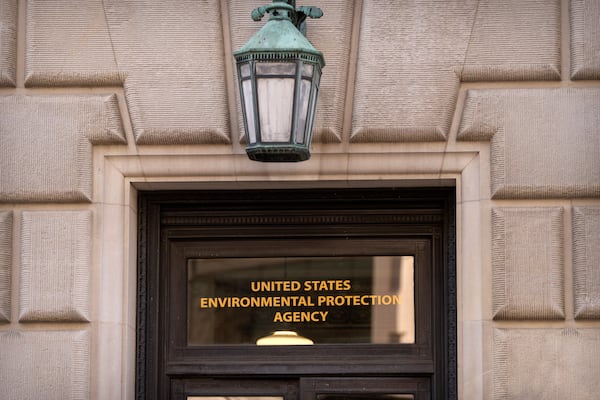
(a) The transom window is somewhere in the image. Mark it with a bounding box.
[187,255,415,345]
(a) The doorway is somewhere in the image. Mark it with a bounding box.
[137,187,456,399]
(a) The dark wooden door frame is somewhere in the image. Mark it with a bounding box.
[136,187,457,400]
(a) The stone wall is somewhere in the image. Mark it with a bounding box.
[0,0,598,399]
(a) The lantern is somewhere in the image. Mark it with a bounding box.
[234,1,325,162]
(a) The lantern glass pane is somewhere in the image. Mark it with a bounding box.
[256,62,296,76]
[307,86,319,142]
[240,63,251,78]
[242,79,257,143]
[257,77,294,142]
[301,63,313,78]
[295,79,312,144]
[306,69,321,140]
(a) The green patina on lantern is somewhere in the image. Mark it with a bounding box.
[234,1,325,162]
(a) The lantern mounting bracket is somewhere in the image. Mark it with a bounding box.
[251,1,323,35]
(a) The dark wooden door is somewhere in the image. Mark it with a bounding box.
[137,188,456,400]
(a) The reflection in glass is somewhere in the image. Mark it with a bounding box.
[371,257,415,344]
[256,330,314,346]
[187,257,415,345]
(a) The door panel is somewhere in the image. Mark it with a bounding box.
[301,378,430,400]
[173,378,430,400]
[172,379,297,400]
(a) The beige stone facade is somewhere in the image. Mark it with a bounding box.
[0,0,599,398]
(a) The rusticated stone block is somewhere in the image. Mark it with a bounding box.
[0,330,89,399]
[492,208,564,320]
[351,1,474,142]
[20,211,91,322]
[0,94,125,202]
[26,0,230,144]
[458,88,600,198]
[462,0,560,81]
[494,328,600,399]
[573,207,600,319]
[0,211,11,322]
[105,0,229,144]
[352,1,562,143]
[25,0,122,86]
[229,0,350,143]
[0,0,17,86]
[571,0,600,79]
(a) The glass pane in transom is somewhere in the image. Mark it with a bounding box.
[187,256,415,345]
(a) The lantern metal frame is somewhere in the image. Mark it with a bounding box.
[234,0,325,162]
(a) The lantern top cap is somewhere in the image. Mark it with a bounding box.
[233,1,325,68]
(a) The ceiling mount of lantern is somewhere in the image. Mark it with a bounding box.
[234,0,325,162]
